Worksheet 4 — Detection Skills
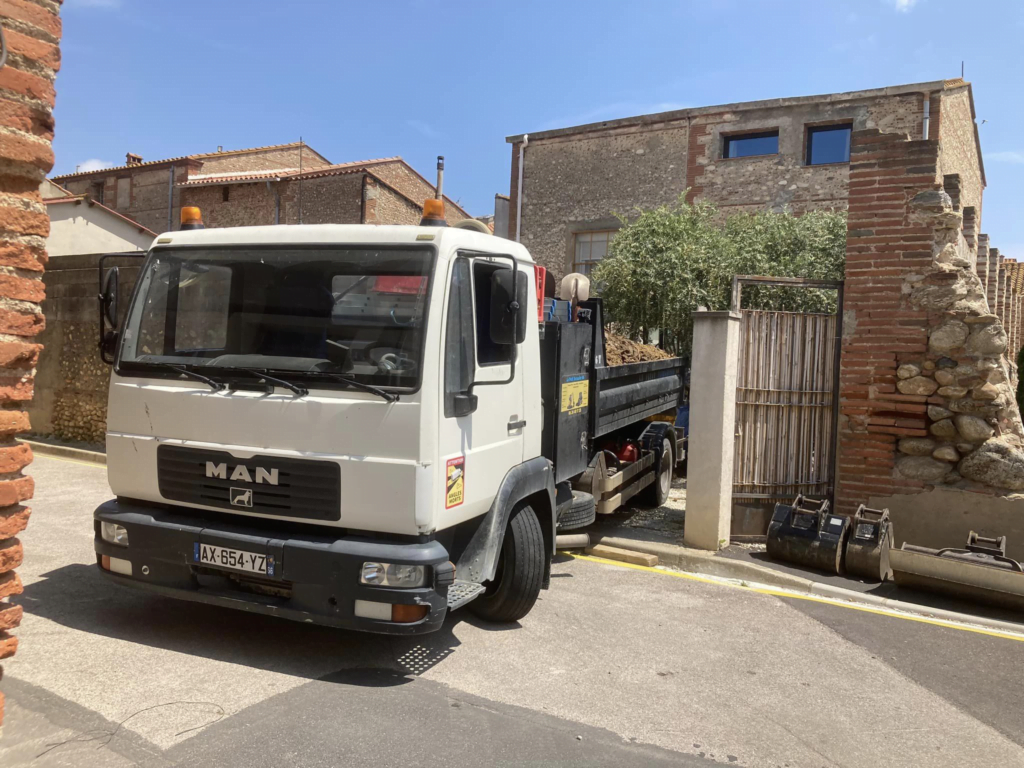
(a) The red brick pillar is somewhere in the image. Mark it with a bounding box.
[0,0,62,725]
[834,129,941,513]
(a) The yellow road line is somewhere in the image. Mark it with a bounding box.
[32,452,105,469]
[567,552,1024,644]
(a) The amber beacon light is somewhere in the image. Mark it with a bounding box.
[180,206,205,230]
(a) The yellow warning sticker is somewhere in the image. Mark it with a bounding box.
[560,375,589,415]
[446,456,465,509]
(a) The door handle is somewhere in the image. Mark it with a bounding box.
[508,418,527,433]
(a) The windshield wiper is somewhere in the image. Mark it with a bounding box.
[162,364,226,392]
[311,372,399,403]
[229,368,308,397]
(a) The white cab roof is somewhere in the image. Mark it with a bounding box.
[154,224,535,264]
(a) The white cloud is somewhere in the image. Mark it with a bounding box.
[406,119,440,139]
[77,158,115,172]
[890,0,919,11]
[987,151,1024,164]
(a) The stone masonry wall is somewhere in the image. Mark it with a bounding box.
[513,91,927,279]
[835,128,1024,515]
[0,0,63,727]
[936,85,984,221]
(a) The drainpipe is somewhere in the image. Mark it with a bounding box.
[922,94,930,140]
[515,134,528,242]
[265,180,281,225]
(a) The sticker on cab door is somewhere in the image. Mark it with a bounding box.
[560,374,589,415]
[446,456,465,509]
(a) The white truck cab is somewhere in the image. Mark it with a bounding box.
[94,210,683,634]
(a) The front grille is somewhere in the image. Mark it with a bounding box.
[158,445,341,521]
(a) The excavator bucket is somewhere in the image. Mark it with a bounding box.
[766,495,850,575]
[844,504,893,582]
[890,531,1024,611]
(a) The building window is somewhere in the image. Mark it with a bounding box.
[806,125,852,165]
[573,231,615,277]
[222,186,230,202]
[723,130,779,159]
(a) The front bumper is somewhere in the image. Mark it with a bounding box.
[94,499,451,635]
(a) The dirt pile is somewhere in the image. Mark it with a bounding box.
[604,331,673,366]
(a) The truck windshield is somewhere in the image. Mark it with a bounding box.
[119,245,435,391]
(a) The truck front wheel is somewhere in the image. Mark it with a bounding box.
[470,504,544,623]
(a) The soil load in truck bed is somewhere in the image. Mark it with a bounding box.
[604,331,673,366]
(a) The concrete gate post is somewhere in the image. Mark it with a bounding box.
[684,310,741,551]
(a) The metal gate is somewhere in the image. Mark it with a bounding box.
[730,277,843,503]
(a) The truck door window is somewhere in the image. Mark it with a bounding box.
[472,260,513,366]
[444,258,475,417]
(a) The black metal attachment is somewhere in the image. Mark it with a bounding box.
[766,495,850,575]
[845,504,893,582]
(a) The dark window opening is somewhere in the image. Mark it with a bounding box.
[723,130,779,159]
[806,125,852,165]
[222,186,230,202]
[90,181,104,204]
[472,260,512,366]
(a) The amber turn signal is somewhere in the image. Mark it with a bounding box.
[391,604,429,623]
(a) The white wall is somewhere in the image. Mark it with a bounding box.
[46,201,154,256]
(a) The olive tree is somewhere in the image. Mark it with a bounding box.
[593,195,847,353]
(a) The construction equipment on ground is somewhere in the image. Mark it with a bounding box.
[844,504,893,582]
[766,495,850,575]
[890,531,1024,611]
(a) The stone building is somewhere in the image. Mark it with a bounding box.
[505,79,985,280]
[51,143,471,233]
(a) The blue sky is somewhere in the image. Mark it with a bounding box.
[56,0,1023,253]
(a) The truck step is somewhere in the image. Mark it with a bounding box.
[447,580,485,610]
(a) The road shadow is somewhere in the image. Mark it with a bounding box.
[16,563,517,685]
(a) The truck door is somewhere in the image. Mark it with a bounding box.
[437,254,526,528]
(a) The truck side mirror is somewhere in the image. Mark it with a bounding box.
[453,392,478,417]
[100,266,119,328]
[490,266,527,346]
[98,266,120,364]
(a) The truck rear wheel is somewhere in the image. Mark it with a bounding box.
[470,504,544,623]
[639,436,673,507]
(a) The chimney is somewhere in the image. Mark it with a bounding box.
[217,145,223,153]
[126,152,143,166]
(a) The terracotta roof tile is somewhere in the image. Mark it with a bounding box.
[176,157,401,188]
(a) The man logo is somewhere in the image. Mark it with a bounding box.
[206,462,279,486]
[230,487,253,507]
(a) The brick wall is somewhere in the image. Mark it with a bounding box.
[368,161,471,224]
[0,0,63,727]
[364,177,422,225]
[835,128,1024,514]
[834,129,940,511]
[194,144,330,176]
[286,172,363,225]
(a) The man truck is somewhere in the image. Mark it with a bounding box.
[93,202,685,634]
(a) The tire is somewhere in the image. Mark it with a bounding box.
[556,491,596,531]
[639,436,673,507]
[470,504,545,623]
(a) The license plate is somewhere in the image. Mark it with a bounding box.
[194,542,274,576]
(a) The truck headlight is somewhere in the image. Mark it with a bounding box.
[100,522,129,547]
[359,562,427,588]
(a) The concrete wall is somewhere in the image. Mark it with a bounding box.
[45,200,154,255]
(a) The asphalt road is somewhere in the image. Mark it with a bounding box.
[3,454,1024,767]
